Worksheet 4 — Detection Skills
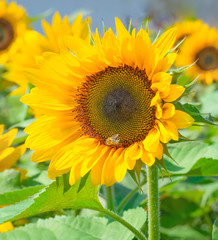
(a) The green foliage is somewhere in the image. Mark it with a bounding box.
[0,95,28,128]
[213,219,218,240]
[161,225,208,240]
[0,169,22,194]
[175,102,217,125]
[164,141,218,176]
[0,208,146,240]
[0,174,102,224]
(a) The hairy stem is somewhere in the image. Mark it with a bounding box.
[147,165,160,240]
[105,186,115,211]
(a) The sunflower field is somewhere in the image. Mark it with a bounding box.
[0,0,217,239]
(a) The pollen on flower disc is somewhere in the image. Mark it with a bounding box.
[75,65,156,148]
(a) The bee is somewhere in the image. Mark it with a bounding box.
[105,134,121,147]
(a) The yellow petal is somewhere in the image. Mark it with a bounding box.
[114,150,128,182]
[155,103,162,119]
[0,145,26,171]
[141,148,155,166]
[0,128,18,152]
[163,85,185,102]
[153,27,177,59]
[90,149,111,185]
[0,125,4,136]
[153,143,163,160]
[161,103,175,119]
[101,148,121,186]
[115,17,130,43]
[156,120,171,143]
[153,52,177,74]
[0,222,14,233]
[143,128,160,152]
[162,120,179,141]
[69,161,83,185]
[168,110,194,129]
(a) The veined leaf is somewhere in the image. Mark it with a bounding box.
[164,141,218,176]
[0,174,102,224]
[175,102,216,125]
[0,207,147,240]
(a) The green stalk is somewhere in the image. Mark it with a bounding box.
[100,208,148,240]
[105,186,115,211]
[147,165,160,240]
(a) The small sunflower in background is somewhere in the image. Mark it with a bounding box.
[3,12,91,96]
[21,18,194,187]
[0,124,26,172]
[0,0,30,64]
[174,20,208,47]
[176,26,218,84]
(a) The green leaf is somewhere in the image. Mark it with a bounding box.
[11,130,27,145]
[0,185,44,206]
[0,174,102,224]
[10,119,35,129]
[164,141,218,176]
[28,9,53,23]
[200,88,218,117]
[0,169,21,194]
[213,219,218,240]
[0,95,28,127]
[175,102,216,125]
[161,225,208,240]
[0,208,146,240]
[104,207,147,240]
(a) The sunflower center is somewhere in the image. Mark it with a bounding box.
[196,46,218,71]
[75,65,156,148]
[102,88,137,123]
[0,18,14,51]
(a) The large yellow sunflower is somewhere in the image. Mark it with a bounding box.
[3,12,91,96]
[176,26,218,84]
[0,0,29,64]
[0,125,26,171]
[21,18,194,186]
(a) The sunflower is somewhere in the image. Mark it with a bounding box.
[3,12,91,96]
[0,221,14,233]
[0,125,26,171]
[173,20,208,47]
[0,0,29,64]
[21,18,194,186]
[176,26,218,84]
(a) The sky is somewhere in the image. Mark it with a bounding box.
[12,0,218,33]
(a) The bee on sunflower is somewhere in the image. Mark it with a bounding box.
[176,25,218,84]
[21,18,194,186]
[3,12,91,96]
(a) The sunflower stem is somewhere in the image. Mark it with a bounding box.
[147,165,160,240]
[105,186,115,211]
[100,208,148,240]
